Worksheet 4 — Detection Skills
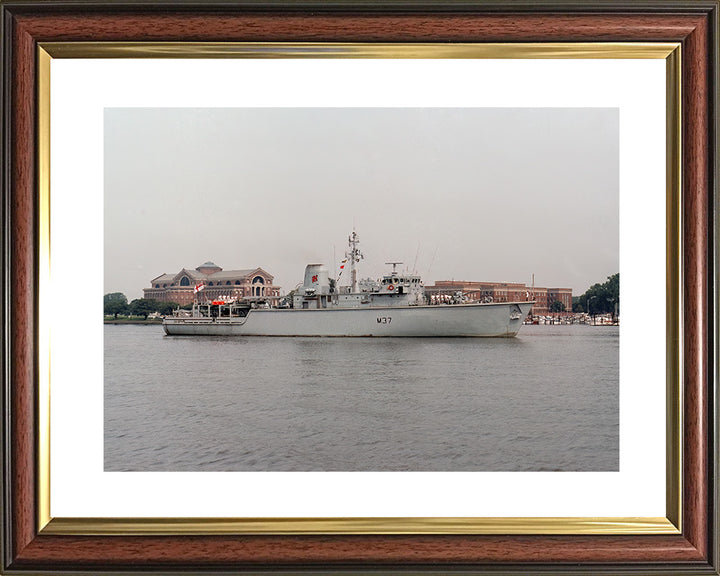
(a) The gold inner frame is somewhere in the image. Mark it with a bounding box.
[36,41,682,536]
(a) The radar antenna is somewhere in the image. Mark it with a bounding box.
[385,262,403,274]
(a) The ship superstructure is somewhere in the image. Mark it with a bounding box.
[163,231,534,337]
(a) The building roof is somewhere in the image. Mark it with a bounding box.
[173,269,206,283]
[209,268,273,281]
[150,273,176,284]
[209,269,258,281]
[150,267,275,287]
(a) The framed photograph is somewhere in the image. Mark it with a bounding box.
[1,1,717,574]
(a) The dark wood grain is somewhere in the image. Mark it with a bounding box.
[10,13,37,563]
[9,534,708,567]
[681,12,710,560]
[11,11,709,43]
[2,2,716,573]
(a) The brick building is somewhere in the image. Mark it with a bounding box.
[143,261,281,306]
[426,280,572,315]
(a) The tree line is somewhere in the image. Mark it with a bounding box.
[572,273,619,318]
[104,293,188,319]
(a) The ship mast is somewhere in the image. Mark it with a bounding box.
[347,230,363,293]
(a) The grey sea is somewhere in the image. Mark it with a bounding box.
[104,324,619,472]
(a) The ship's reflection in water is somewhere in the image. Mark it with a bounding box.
[104,325,618,472]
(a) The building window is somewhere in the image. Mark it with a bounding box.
[235,280,240,285]
[208,282,214,286]
[252,276,264,285]
[226,281,231,285]
[180,277,190,287]
[155,284,159,288]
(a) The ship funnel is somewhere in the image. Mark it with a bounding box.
[303,264,329,293]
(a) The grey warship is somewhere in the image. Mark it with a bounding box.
[163,231,534,337]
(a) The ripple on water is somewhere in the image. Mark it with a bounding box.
[104,324,619,472]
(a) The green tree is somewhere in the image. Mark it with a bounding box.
[604,273,620,320]
[579,273,619,318]
[129,298,157,320]
[155,301,180,316]
[104,292,128,319]
[549,300,566,313]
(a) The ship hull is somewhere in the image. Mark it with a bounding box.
[163,302,534,337]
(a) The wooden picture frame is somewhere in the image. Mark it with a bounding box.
[1,1,717,573]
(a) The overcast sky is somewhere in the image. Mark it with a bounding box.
[105,108,618,300]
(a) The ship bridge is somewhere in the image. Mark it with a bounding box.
[377,262,423,296]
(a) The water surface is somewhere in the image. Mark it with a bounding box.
[104,324,618,471]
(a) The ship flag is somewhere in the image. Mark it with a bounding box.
[194,282,205,294]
